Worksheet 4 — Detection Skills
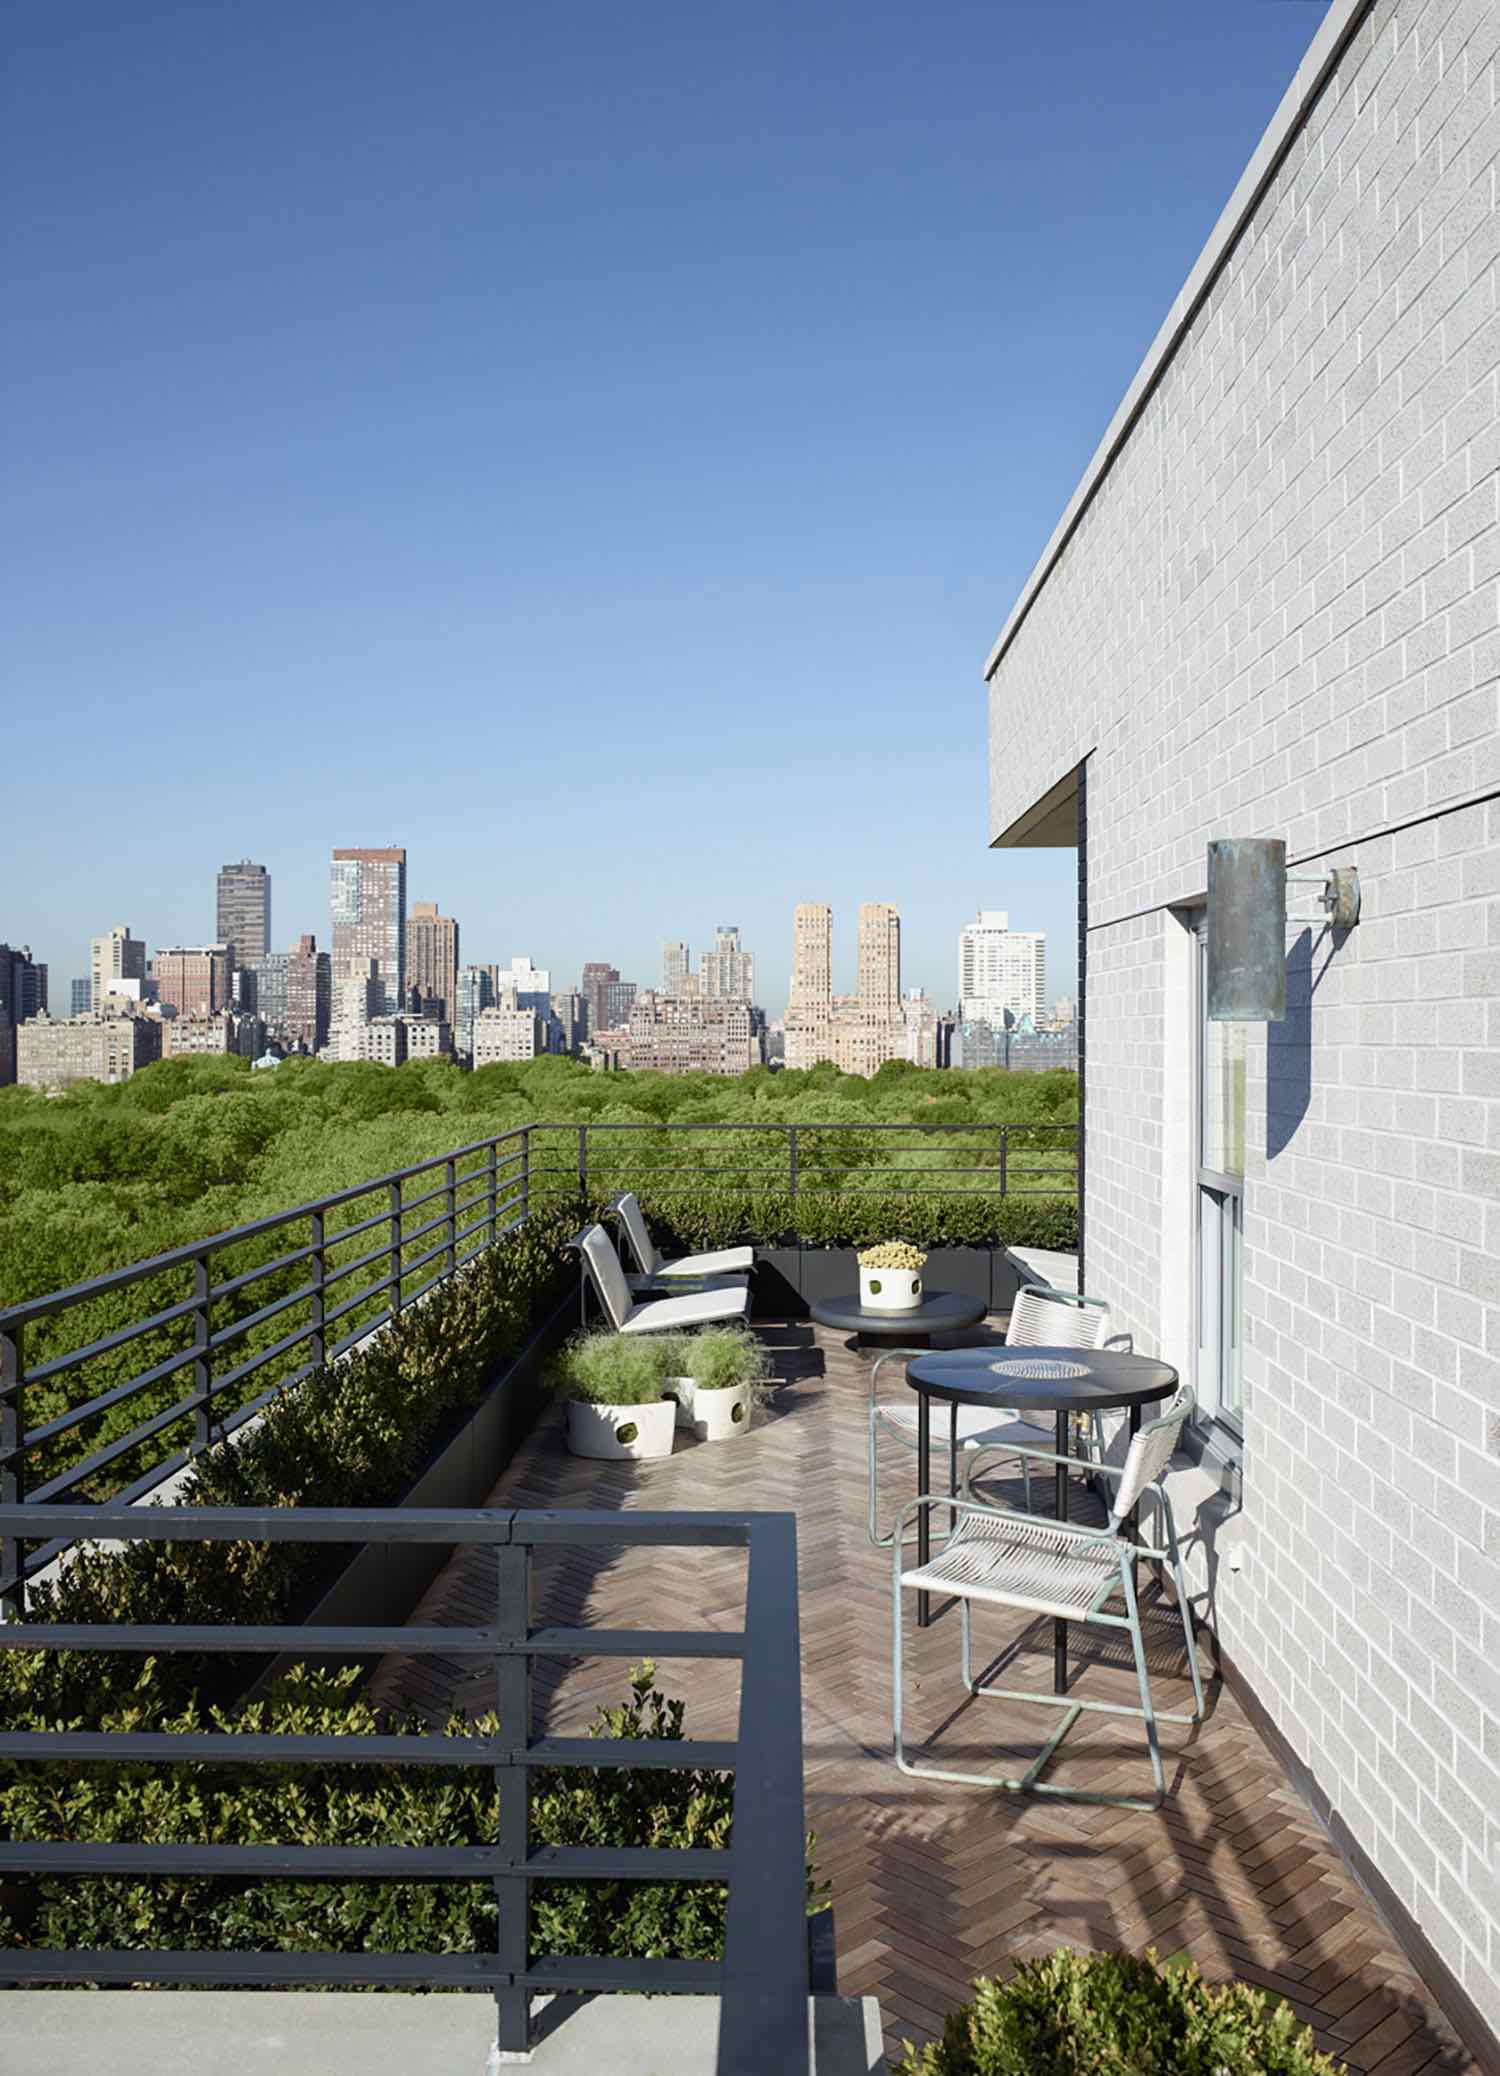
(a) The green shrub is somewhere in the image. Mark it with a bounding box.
[550,1330,674,1407]
[896,1950,1344,2076]
[0,1663,798,1968]
[666,1327,774,1395]
[615,1189,1078,1255]
[3,1213,572,1728]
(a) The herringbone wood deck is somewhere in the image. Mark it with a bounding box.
[371,1321,1479,2074]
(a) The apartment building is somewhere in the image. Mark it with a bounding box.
[471,999,541,1066]
[17,1008,161,1090]
[405,902,460,1022]
[330,847,406,1015]
[153,946,233,1020]
[215,860,271,967]
[624,991,761,1075]
[957,909,1046,1025]
[89,925,146,1012]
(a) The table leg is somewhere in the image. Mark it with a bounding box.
[917,1388,932,1627]
[1126,1401,1142,1605]
[1053,1409,1068,1694]
[949,1402,958,1513]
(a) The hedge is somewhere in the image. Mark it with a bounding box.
[897,1951,1345,2075]
[0,1663,816,1968]
[4,1211,572,1728]
[599,1188,1078,1254]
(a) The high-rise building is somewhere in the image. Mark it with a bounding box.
[601,979,636,1028]
[699,924,755,1002]
[493,956,549,1013]
[330,847,406,1015]
[581,962,620,1032]
[958,911,1046,1027]
[404,901,460,1023]
[901,989,939,1069]
[662,942,692,995]
[784,904,832,1070]
[70,977,92,1017]
[153,946,233,1020]
[18,1007,161,1090]
[0,944,48,1086]
[215,861,271,968]
[857,903,901,1022]
[552,990,588,1056]
[90,925,146,1013]
[784,902,905,1076]
[453,965,493,1061]
[245,935,330,1052]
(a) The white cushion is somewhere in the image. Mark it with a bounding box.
[661,1246,754,1278]
[618,1285,750,1333]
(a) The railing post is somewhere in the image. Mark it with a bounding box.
[445,1157,458,1275]
[494,1534,531,2056]
[519,1127,530,1225]
[788,1124,798,1203]
[577,1124,587,1207]
[389,1180,404,1318]
[192,1253,211,1454]
[0,1320,23,1623]
[999,1125,1009,1201]
[489,1137,502,1244]
[309,1210,326,1371]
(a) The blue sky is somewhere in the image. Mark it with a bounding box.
[3,0,1330,1009]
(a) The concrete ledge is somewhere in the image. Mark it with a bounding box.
[0,1991,889,2076]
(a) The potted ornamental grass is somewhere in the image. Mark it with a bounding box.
[660,1328,774,1442]
[858,1240,927,1312]
[552,1330,677,1461]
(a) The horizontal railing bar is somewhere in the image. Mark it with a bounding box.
[207,1318,319,1401]
[322,1275,395,1332]
[20,1290,206,1386]
[319,1204,392,1249]
[0,1842,732,1881]
[512,1510,755,1547]
[207,1240,317,1308]
[19,1343,201,1449]
[207,1278,318,1355]
[320,1240,390,1293]
[0,1951,506,1987]
[25,1393,200,1503]
[328,1310,393,1364]
[0,1130,532,1327]
[0,1503,521,1541]
[0,1730,738,1770]
[0,1624,503,1654]
[530,1120,1073,1132]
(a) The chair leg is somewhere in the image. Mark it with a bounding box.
[1172,1552,1207,1724]
[1119,1557,1166,1807]
[867,1409,889,1549]
[960,1595,973,1692]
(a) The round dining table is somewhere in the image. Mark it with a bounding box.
[903,1344,1179,1686]
[807,1287,988,1348]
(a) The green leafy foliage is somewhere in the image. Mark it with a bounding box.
[2,1215,571,1728]
[896,1951,1346,2076]
[663,1327,774,1395]
[0,1663,814,1967]
[550,1329,676,1406]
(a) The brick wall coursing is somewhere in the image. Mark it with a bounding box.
[987,0,1500,2026]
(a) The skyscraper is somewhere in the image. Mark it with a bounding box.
[957,911,1046,1027]
[330,847,406,1016]
[404,901,460,1022]
[581,962,620,1031]
[662,942,692,996]
[215,861,271,967]
[699,924,755,1002]
[857,904,901,1022]
[784,904,832,1069]
[90,925,146,1012]
[0,944,48,1086]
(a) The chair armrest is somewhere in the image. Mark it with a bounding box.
[1018,1281,1107,1312]
[868,1348,930,1410]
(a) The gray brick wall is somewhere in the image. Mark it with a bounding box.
[987,0,1500,2028]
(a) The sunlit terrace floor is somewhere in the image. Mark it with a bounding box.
[372,1319,1478,2075]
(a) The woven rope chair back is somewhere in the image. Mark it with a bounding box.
[1110,1384,1196,1522]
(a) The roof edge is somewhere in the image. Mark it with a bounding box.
[983,0,1378,684]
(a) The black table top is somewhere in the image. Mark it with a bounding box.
[905,1344,1177,1412]
[807,1289,988,1338]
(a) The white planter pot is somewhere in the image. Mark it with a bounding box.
[669,1376,755,1442]
[859,1265,923,1312]
[565,1397,676,1461]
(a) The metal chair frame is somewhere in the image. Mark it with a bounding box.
[890,1386,1205,1810]
[865,1284,1111,1549]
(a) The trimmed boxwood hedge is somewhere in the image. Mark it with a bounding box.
[4,1211,573,1728]
[897,1951,1346,2075]
[593,1188,1078,1255]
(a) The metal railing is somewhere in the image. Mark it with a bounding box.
[526,1118,1078,1203]
[0,1501,810,2076]
[0,1118,1076,1615]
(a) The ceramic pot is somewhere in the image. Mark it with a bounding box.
[565,1397,676,1460]
[668,1377,754,1442]
[859,1265,922,1312]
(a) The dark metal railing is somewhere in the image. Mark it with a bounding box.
[0,1119,1076,1616]
[526,1118,1077,1202]
[0,1501,810,2076]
